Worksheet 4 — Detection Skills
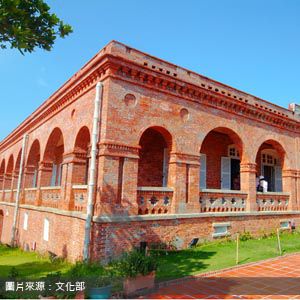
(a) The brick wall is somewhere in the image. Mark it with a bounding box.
[0,203,85,261]
[91,214,300,261]
[138,128,168,187]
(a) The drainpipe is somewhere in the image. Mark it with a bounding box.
[83,82,103,261]
[11,134,28,246]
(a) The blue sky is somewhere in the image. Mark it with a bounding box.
[1,0,300,140]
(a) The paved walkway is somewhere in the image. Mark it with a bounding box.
[146,254,300,299]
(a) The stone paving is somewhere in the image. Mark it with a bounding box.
[145,254,300,299]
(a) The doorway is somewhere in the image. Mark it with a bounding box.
[231,159,240,190]
[263,165,274,192]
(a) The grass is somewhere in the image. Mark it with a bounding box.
[0,244,71,279]
[1,231,300,283]
[155,231,300,280]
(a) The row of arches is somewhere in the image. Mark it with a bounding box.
[0,124,288,194]
[139,126,286,193]
[0,126,91,189]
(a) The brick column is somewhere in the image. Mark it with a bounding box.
[240,162,257,211]
[36,161,52,206]
[60,152,88,210]
[95,142,140,216]
[11,170,19,190]
[283,169,298,210]
[23,165,36,188]
[168,152,200,214]
[3,173,12,190]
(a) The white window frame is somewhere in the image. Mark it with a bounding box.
[43,218,49,241]
[280,221,290,230]
[162,148,169,187]
[228,145,240,159]
[200,153,207,189]
[32,168,38,188]
[212,222,231,238]
[261,149,279,167]
[221,157,231,190]
[261,149,282,192]
[23,212,28,230]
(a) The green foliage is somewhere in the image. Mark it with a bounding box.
[67,261,106,278]
[260,230,277,239]
[0,0,72,54]
[239,231,253,241]
[110,249,157,278]
[8,266,18,279]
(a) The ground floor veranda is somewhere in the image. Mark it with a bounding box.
[0,125,299,260]
[0,125,297,216]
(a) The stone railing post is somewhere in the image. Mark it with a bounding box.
[240,162,257,211]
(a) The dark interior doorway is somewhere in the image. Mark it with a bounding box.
[231,159,240,190]
[263,165,275,192]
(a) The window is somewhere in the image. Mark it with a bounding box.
[43,218,49,241]
[261,150,282,192]
[23,212,28,230]
[228,145,240,159]
[212,222,230,238]
[32,169,38,188]
[261,151,279,166]
[200,154,207,189]
[280,221,289,230]
[50,163,62,186]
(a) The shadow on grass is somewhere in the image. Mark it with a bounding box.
[156,249,216,281]
[0,261,67,279]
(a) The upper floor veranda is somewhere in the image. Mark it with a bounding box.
[0,41,300,218]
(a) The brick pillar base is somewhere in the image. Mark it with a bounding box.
[95,142,140,216]
[283,169,298,210]
[169,152,200,214]
[240,162,257,211]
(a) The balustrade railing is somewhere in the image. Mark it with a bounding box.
[3,190,12,202]
[40,187,61,208]
[72,185,87,212]
[199,189,247,212]
[256,192,289,211]
[23,188,37,205]
[137,187,173,215]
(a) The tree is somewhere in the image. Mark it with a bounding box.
[0,0,72,54]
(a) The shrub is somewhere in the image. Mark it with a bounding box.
[239,231,253,241]
[66,261,106,278]
[110,249,157,278]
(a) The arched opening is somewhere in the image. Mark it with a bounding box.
[200,127,243,190]
[12,150,22,189]
[4,155,14,189]
[0,210,3,241]
[25,140,41,188]
[138,127,172,187]
[0,160,5,188]
[43,128,64,187]
[73,127,91,185]
[255,140,285,192]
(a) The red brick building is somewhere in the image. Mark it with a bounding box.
[0,41,300,261]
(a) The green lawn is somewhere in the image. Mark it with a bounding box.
[155,231,300,280]
[0,245,71,279]
[1,231,300,283]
